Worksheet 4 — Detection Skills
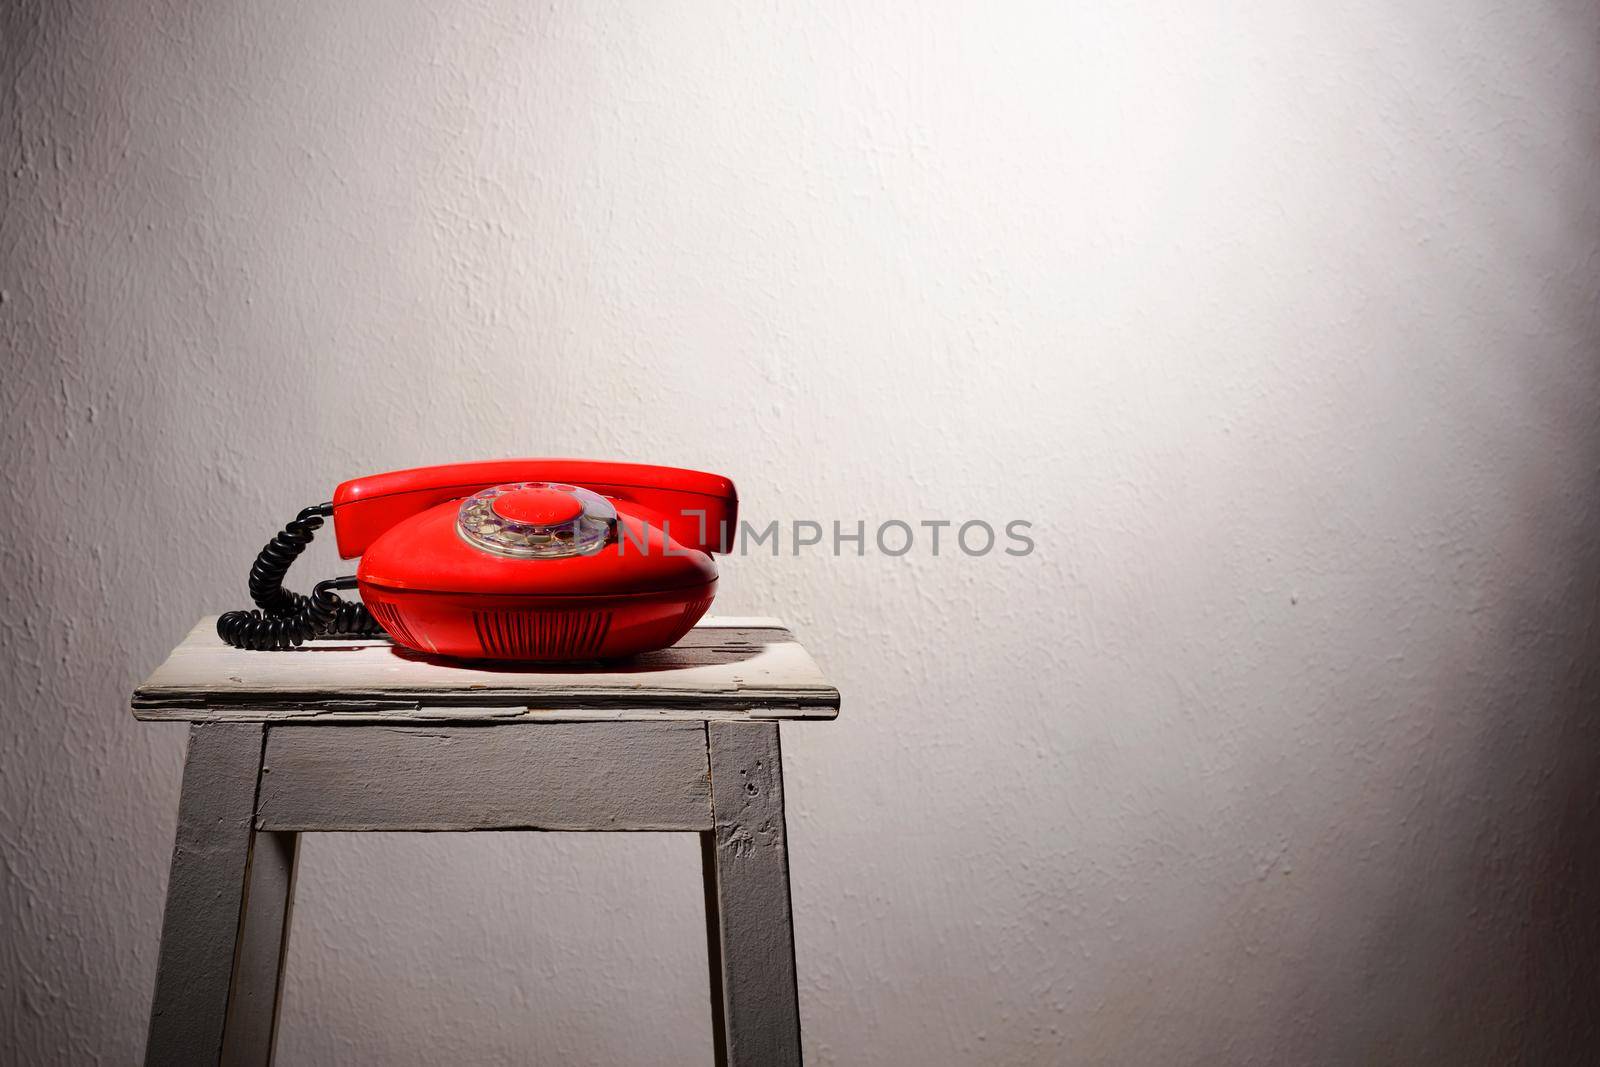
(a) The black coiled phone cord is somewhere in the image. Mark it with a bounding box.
[215,503,384,650]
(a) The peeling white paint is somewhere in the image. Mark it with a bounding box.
[3,0,1599,1063]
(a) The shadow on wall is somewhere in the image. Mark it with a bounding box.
[1435,375,1597,1061]
[1314,378,1600,1061]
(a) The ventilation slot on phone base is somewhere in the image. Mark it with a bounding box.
[472,609,613,660]
[366,600,423,650]
[680,594,715,626]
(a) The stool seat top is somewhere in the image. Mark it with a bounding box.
[132,616,840,724]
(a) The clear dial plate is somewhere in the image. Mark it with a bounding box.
[456,482,617,558]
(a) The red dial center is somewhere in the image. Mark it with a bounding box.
[491,486,584,526]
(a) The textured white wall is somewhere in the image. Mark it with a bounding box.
[4,0,1599,1063]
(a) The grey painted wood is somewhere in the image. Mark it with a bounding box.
[700,833,730,1067]
[137,625,831,1061]
[135,702,833,724]
[132,616,839,723]
[705,721,802,1066]
[146,723,266,1066]
[256,722,714,832]
[220,832,298,1067]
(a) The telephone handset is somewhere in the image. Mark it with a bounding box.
[217,459,738,662]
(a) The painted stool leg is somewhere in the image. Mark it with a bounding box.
[221,831,299,1067]
[705,721,802,1067]
[700,832,730,1067]
[146,723,265,1065]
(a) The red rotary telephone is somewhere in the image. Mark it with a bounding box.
[217,460,738,662]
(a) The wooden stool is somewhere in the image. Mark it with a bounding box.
[132,616,839,1066]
